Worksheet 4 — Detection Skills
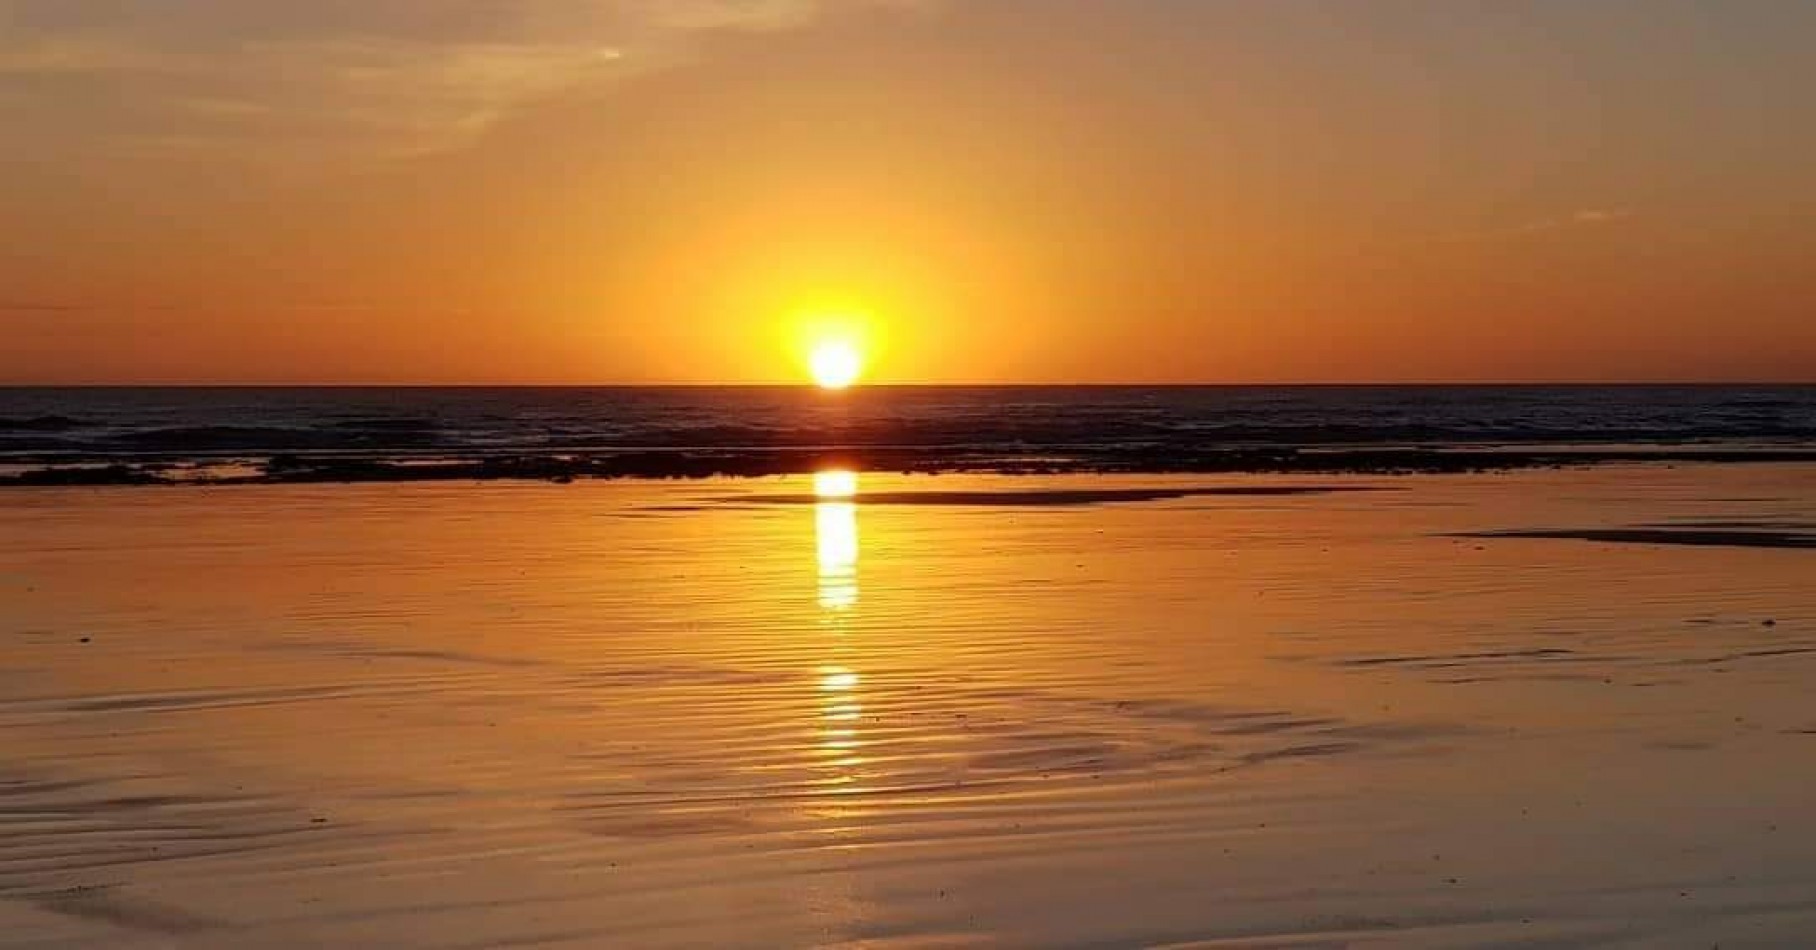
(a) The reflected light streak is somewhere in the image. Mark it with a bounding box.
[818,666,865,762]
[814,469,859,499]
[815,470,860,611]
[813,474,866,781]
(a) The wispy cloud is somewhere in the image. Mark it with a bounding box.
[1437,208,1635,244]
[1565,209,1632,227]
[0,1,928,162]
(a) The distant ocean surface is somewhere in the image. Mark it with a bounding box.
[4,386,1816,463]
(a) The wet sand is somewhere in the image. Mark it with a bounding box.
[3,464,1815,946]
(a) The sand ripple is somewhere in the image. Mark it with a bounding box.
[4,467,1816,945]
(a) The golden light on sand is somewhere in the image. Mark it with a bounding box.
[809,339,864,390]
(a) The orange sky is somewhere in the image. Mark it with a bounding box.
[3,0,1813,384]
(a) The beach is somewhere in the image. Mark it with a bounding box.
[10,0,1816,942]
[4,463,1815,946]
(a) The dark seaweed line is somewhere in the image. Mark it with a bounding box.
[7,445,1816,487]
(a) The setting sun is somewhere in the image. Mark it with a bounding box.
[809,340,865,390]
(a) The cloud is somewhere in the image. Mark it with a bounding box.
[0,1,928,163]
[635,0,823,31]
[1435,208,1635,244]
[1569,209,1631,225]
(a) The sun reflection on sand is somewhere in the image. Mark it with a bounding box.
[813,469,859,500]
[815,472,860,612]
[818,665,864,766]
[813,471,866,784]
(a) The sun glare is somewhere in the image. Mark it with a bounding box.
[809,340,864,390]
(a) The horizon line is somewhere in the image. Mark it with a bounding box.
[3,380,1814,389]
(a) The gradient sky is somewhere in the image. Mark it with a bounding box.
[3,0,1813,384]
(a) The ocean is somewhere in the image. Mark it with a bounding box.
[4,385,1816,463]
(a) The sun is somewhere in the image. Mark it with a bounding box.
[809,339,865,390]
[788,304,878,389]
